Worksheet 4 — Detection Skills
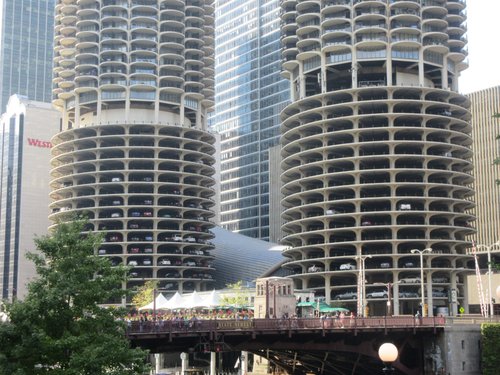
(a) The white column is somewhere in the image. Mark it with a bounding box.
[320,54,327,93]
[155,353,161,374]
[441,64,448,90]
[74,96,80,128]
[241,351,248,375]
[324,276,331,304]
[124,89,130,123]
[154,89,160,123]
[418,48,425,86]
[210,351,216,375]
[386,46,393,86]
[393,278,400,316]
[180,352,188,374]
[426,269,433,317]
[299,64,306,99]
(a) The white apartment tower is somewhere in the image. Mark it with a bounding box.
[279,0,474,316]
[50,0,217,298]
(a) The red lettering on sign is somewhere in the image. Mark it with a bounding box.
[27,138,52,148]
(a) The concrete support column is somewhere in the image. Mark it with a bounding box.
[426,270,433,317]
[62,107,69,129]
[75,97,80,128]
[125,89,130,123]
[154,353,161,374]
[321,55,327,93]
[180,352,188,374]
[386,48,393,86]
[299,64,306,99]
[393,280,400,315]
[154,91,160,123]
[441,64,448,90]
[210,351,216,375]
[351,59,358,89]
[290,79,297,102]
[97,91,102,121]
[196,103,202,129]
[179,95,185,124]
[241,351,248,375]
[418,48,425,86]
[324,276,331,304]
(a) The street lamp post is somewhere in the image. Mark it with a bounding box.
[265,280,270,319]
[411,248,433,317]
[476,242,500,317]
[153,288,157,322]
[357,254,372,317]
[374,281,401,316]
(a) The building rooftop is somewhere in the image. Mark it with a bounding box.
[210,227,288,289]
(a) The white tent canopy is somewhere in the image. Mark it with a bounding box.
[162,291,183,310]
[182,290,204,309]
[138,293,169,311]
[202,289,221,308]
[139,290,227,311]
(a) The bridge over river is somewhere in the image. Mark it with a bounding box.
[127,316,454,374]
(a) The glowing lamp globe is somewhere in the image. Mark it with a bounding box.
[378,343,398,363]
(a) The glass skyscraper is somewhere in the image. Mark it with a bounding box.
[0,0,55,111]
[212,0,289,240]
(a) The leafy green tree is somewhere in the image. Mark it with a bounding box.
[0,218,149,375]
[220,280,250,307]
[132,280,158,309]
[481,323,500,374]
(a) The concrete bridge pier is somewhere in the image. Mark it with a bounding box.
[210,351,216,375]
[180,352,188,374]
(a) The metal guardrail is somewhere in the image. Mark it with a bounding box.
[126,316,447,337]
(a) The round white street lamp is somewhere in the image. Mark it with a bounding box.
[378,343,398,374]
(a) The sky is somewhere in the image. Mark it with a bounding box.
[458,0,500,94]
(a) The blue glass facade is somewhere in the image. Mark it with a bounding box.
[0,0,55,111]
[212,0,289,240]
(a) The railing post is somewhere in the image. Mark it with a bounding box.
[168,318,172,342]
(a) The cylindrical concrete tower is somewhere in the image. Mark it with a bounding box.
[280,0,474,316]
[50,0,216,299]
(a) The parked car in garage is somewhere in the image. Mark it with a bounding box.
[308,265,323,272]
[400,276,421,284]
[432,290,448,298]
[340,263,356,270]
[399,292,419,298]
[366,290,388,298]
[334,291,357,300]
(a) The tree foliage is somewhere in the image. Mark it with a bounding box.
[0,218,149,375]
[131,280,158,309]
[481,323,500,374]
[220,280,250,307]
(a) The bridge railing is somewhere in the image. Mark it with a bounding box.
[126,316,446,336]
